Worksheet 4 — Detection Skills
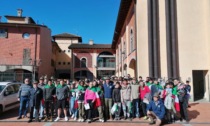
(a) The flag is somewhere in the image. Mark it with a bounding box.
[174,95,180,112]
[94,92,101,108]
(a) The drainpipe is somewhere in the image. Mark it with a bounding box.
[134,0,138,78]
[148,0,154,77]
[165,0,173,79]
[33,28,38,81]
[170,0,179,79]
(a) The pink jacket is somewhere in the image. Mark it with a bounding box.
[139,86,150,100]
[84,89,96,103]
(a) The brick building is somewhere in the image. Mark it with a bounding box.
[69,40,115,80]
[0,9,54,81]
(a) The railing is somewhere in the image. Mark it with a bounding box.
[97,62,115,68]
[0,73,32,82]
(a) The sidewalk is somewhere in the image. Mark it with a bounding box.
[0,102,209,125]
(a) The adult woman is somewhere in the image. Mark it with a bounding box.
[84,82,96,123]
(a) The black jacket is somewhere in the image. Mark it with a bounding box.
[112,88,121,102]
[29,87,43,109]
[43,85,56,101]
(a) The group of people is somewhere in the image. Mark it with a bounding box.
[17,75,191,125]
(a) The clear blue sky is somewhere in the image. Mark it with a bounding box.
[0,0,121,44]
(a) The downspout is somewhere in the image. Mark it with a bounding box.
[165,0,173,79]
[148,0,154,77]
[134,0,138,78]
[170,0,179,79]
[34,28,38,80]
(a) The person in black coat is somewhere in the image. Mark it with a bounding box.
[112,82,121,120]
[28,80,43,123]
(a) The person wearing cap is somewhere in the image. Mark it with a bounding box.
[28,80,43,123]
[131,77,140,118]
[37,76,46,120]
[17,78,32,120]
[103,76,114,120]
[147,92,165,125]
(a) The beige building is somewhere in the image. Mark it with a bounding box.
[113,0,210,101]
[52,33,82,79]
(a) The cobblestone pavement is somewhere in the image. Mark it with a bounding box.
[0,102,210,126]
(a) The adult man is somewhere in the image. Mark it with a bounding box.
[54,80,69,122]
[28,80,43,123]
[103,76,114,120]
[43,79,56,122]
[38,76,46,120]
[17,78,32,119]
[121,79,132,121]
[147,92,165,126]
[131,77,140,118]
[174,79,189,122]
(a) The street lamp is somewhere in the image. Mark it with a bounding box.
[29,58,42,81]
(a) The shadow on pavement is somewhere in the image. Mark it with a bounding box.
[188,110,200,121]
[189,102,199,107]
[0,108,19,120]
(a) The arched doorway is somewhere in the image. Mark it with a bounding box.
[74,70,93,81]
[96,51,115,79]
[129,59,136,78]
[123,64,127,76]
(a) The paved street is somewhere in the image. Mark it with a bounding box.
[0,102,210,126]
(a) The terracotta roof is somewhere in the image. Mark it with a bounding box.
[68,44,112,49]
[5,15,36,24]
[52,33,82,42]
[112,0,133,48]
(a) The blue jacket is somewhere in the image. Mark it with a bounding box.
[147,100,165,119]
[103,83,114,98]
[29,87,43,109]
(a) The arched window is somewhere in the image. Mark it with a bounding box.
[130,29,134,53]
[81,58,87,68]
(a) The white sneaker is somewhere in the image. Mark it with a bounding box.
[100,119,104,122]
[78,119,81,122]
[71,114,75,118]
[65,117,68,121]
[74,117,77,121]
[81,119,84,122]
[54,117,60,122]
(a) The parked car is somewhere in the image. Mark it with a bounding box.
[0,82,23,113]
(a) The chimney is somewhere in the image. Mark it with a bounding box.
[89,39,94,45]
[25,17,30,24]
[17,9,23,17]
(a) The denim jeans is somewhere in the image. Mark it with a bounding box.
[33,102,44,118]
[19,96,29,117]
[69,97,78,117]
[122,100,132,118]
[104,98,112,118]
[132,99,140,118]
[114,102,121,118]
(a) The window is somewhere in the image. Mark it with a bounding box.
[58,62,61,65]
[59,50,62,53]
[13,84,21,93]
[22,33,30,39]
[81,58,87,68]
[63,62,66,65]
[130,29,134,53]
[68,50,71,53]
[4,85,15,96]
[51,59,55,67]
[68,62,71,65]
[63,50,66,53]
[0,29,8,38]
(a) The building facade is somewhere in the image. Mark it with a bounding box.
[0,10,54,81]
[112,0,210,101]
[52,33,82,79]
[69,41,115,80]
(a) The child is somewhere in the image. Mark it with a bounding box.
[163,83,176,123]
[69,84,78,120]
[112,82,121,120]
